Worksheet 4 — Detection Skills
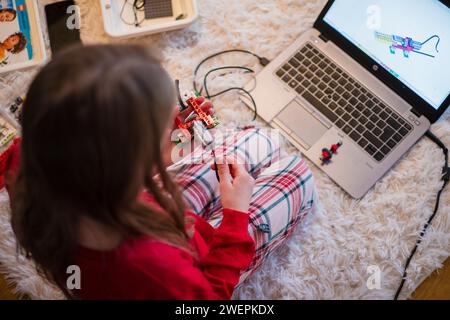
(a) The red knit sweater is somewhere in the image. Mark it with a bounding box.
[1,139,256,300]
[75,208,254,300]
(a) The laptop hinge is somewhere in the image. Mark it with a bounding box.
[319,33,329,42]
[410,108,422,118]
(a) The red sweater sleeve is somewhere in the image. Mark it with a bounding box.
[197,209,255,298]
[0,137,21,195]
[126,209,255,300]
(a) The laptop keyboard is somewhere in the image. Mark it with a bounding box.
[275,43,413,162]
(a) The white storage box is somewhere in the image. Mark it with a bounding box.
[99,0,199,39]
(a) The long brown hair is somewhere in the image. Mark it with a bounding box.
[11,44,189,298]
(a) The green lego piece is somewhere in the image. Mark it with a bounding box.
[212,116,220,127]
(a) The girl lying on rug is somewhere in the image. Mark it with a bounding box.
[1,44,316,299]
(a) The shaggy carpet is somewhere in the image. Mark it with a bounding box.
[0,0,449,300]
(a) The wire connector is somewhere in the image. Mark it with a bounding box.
[258,57,271,67]
[442,166,450,183]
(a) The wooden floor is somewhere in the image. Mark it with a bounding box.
[1,258,449,300]
[0,270,19,300]
[411,257,450,300]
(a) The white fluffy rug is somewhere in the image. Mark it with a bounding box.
[0,0,449,300]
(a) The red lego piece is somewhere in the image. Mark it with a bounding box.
[0,137,21,189]
[320,141,342,165]
[186,97,215,129]
[330,144,339,153]
[176,97,216,130]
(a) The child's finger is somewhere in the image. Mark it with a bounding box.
[200,101,213,113]
[179,106,194,118]
[216,164,232,187]
[195,96,205,105]
[228,163,247,178]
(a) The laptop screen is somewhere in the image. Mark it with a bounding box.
[323,0,450,110]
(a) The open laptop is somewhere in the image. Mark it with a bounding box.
[242,0,450,198]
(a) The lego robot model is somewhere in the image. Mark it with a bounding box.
[172,91,219,147]
[375,32,440,58]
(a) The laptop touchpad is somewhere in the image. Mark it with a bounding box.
[276,100,328,148]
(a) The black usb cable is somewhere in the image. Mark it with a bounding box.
[394,130,449,300]
[192,49,270,121]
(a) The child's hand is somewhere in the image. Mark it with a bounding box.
[216,163,255,213]
[174,97,214,128]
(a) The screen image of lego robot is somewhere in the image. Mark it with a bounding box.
[324,0,450,109]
